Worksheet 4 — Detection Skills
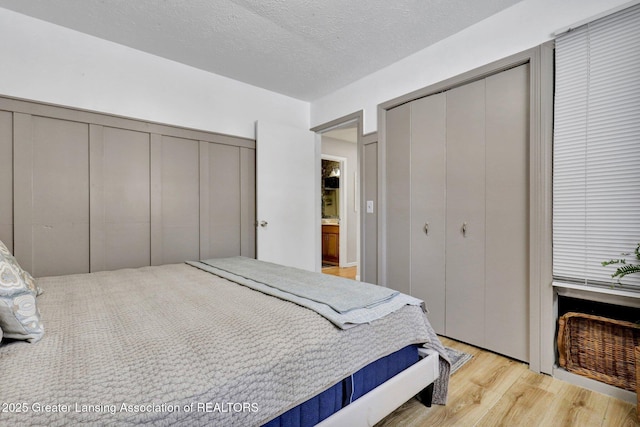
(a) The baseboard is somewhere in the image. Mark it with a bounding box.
[553,366,637,404]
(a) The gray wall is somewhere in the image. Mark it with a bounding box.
[362,135,378,284]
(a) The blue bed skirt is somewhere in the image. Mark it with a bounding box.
[262,345,420,427]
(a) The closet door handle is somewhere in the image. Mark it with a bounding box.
[462,222,468,237]
[424,223,429,235]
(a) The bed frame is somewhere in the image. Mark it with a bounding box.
[316,348,439,426]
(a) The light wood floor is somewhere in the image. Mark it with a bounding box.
[377,337,640,427]
[322,265,357,280]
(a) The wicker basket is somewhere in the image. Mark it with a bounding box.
[557,312,640,391]
[636,346,639,419]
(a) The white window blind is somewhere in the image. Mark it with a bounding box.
[553,4,640,290]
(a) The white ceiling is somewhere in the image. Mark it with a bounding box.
[0,0,524,101]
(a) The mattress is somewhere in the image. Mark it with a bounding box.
[0,262,448,426]
[262,345,419,427]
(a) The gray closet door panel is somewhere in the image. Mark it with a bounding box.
[100,127,151,270]
[240,147,256,258]
[30,116,90,277]
[385,103,411,294]
[159,225,199,264]
[208,143,241,258]
[161,136,200,226]
[485,64,530,362]
[32,117,89,225]
[363,142,378,284]
[5,97,255,276]
[104,223,151,270]
[0,226,11,253]
[89,124,106,271]
[410,93,447,334]
[12,113,33,270]
[103,128,150,223]
[160,135,200,264]
[0,111,12,251]
[150,134,163,266]
[445,80,486,345]
[32,224,89,277]
[199,141,211,259]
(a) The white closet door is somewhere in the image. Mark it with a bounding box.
[410,93,447,334]
[485,64,530,362]
[445,79,486,346]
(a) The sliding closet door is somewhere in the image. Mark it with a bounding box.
[2,96,255,277]
[91,126,151,271]
[14,115,90,277]
[207,143,242,258]
[385,103,411,294]
[410,93,447,334]
[153,135,200,265]
[0,111,11,251]
[240,146,256,259]
[485,64,530,361]
[445,80,486,346]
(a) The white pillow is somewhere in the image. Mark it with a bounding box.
[0,240,42,296]
[0,240,44,342]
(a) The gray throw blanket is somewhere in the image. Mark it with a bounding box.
[188,258,425,329]
[198,257,397,312]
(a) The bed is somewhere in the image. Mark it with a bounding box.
[0,253,449,426]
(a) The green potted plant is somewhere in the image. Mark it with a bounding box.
[602,242,640,283]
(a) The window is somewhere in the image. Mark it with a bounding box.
[553,4,640,290]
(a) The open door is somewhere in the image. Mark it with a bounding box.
[256,121,318,271]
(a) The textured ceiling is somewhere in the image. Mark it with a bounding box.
[0,0,523,101]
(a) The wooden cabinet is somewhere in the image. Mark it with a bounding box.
[322,224,339,265]
[385,64,530,362]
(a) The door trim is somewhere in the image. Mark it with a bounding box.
[312,111,364,279]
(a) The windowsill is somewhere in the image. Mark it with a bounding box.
[553,281,640,308]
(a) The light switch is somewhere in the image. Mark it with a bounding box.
[366,200,374,213]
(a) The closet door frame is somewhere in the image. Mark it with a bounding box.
[378,43,554,374]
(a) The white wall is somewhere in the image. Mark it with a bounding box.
[0,8,310,139]
[311,0,634,133]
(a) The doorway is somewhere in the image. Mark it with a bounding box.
[321,156,345,268]
[319,122,360,280]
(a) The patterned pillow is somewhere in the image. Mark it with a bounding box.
[0,241,44,342]
[0,240,42,296]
